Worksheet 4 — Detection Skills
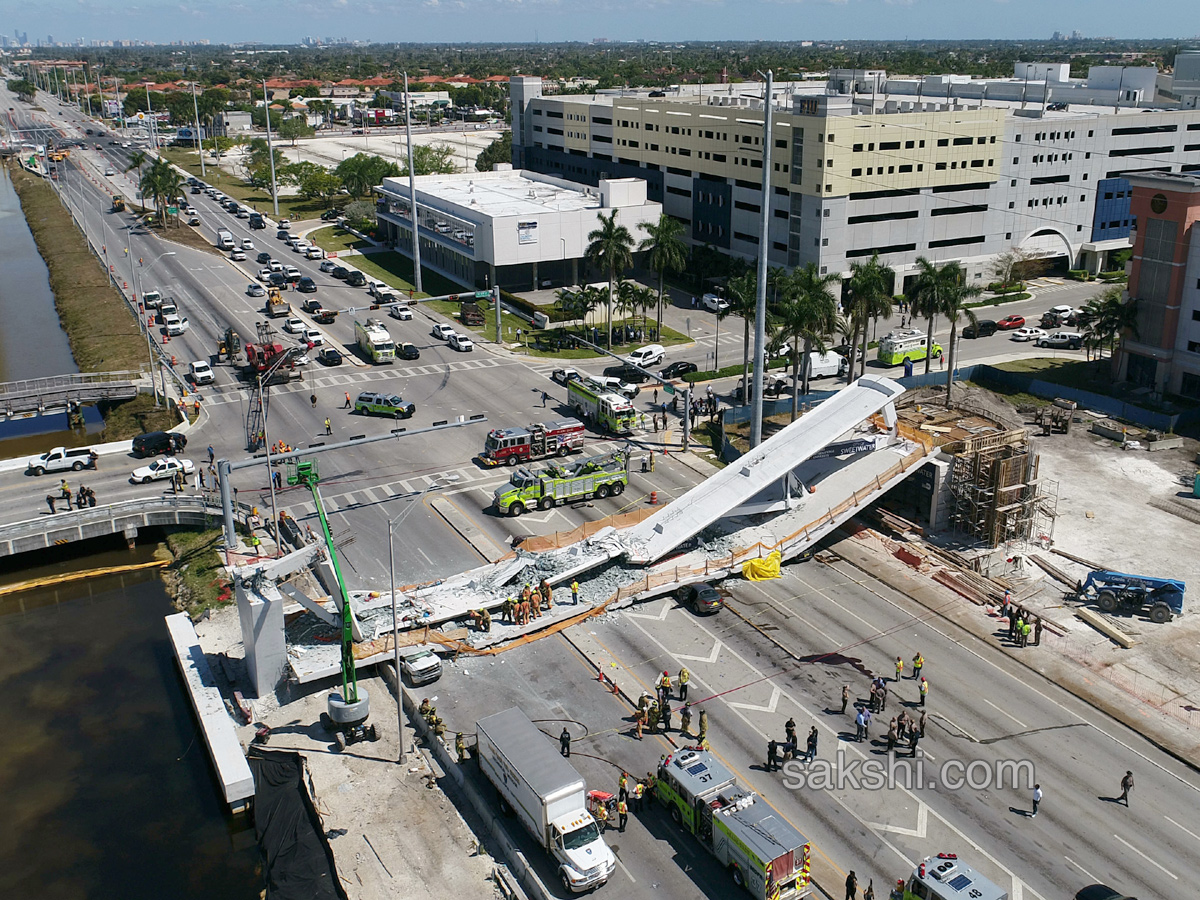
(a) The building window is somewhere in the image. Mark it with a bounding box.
[852,168,863,177]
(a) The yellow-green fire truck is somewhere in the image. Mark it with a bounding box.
[656,748,812,900]
[493,450,629,517]
[566,378,636,434]
[890,854,1007,900]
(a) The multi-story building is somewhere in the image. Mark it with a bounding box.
[1116,172,1200,400]
[510,64,1200,292]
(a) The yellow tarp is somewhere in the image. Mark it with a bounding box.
[742,551,781,581]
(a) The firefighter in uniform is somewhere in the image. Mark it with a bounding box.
[678,667,690,701]
[455,733,466,763]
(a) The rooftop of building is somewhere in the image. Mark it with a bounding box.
[380,169,610,218]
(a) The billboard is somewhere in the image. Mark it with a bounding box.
[517,220,538,245]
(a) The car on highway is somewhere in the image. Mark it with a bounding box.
[298,327,325,347]
[278,219,291,229]
[588,374,639,399]
[345,271,367,287]
[268,272,287,289]
[331,266,350,280]
[283,266,302,283]
[660,361,699,380]
[104,167,115,176]
[163,314,190,336]
[230,248,246,261]
[388,303,413,320]
[1073,886,1136,900]
[679,583,723,615]
[297,276,317,293]
[189,361,215,385]
[276,229,290,240]
[26,446,98,476]
[256,252,272,264]
[354,391,415,419]
[292,240,311,254]
[1036,331,1083,350]
[268,259,283,272]
[186,215,201,226]
[283,317,306,334]
[190,185,202,194]
[236,207,251,218]
[317,347,344,366]
[996,315,1026,330]
[305,246,325,260]
[1011,327,1047,342]
[431,323,456,340]
[319,260,338,273]
[241,238,254,250]
[701,292,729,312]
[962,319,997,339]
[397,342,420,361]
[448,332,474,352]
[130,457,195,484]
[552,367,581,385]
[132,431,186,457]
[257,267,273,282]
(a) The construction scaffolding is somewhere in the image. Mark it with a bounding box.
[947,429,1052,548]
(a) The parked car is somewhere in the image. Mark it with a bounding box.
[1047,304,1075,319]
[321,208,341,221]
[27,446,98,476]
[432,323,456,340]
[319,260,338,273]
[680,583,723,615]
[660,361,698,380]
[331,266,350,280]
[996,315,1026,330]
[130,457,195,484]
[189,361,215,385]
[1036,331,1083,350]
[317,347,344,366]
[701,292,729,312]
[398,647,442,686]
[625,343,666,368]
[1073,887,1135,900]
[247,282,265,297]
[962,319,998,339]
[132,431,186,457]
[297,276,317,293]
[345,271,367,287]
[448,332,474,352]
[1011,327,1047,342]
[163,314,190,336]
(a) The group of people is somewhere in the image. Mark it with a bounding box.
[766,717,820,771]
[500,580,556,626]
[46,479,96,513]
[1001,594,1042,647]
[417,698,446,737]
[885,709,927,757]
[592,769,658,833]
[631,669,707,742]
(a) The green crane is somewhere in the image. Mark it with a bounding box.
[289,458,377,748]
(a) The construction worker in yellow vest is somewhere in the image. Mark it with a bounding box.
[919,676,929,707]
[912,653,924,679]
[894,656,904,682]
[678,667,690,701]
[571,580,580,605]
[594,799,608,832]
[658,670,672,697]
[617,797,629,832]
[618,772,628,798]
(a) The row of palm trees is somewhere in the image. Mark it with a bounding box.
[126,151,186,227]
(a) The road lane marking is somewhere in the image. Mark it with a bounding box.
[867,801,927,838]
[728,685,781,714]
[613,855,636,884]
[982,697,1027,728]
[1165,815,1200,844]
[1113,833,1178,879]
[1064,856,1100,883]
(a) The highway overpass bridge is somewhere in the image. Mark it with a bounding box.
[0,371,143,420]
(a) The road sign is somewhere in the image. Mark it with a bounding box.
[166,206,178,215]
[663,384,676,396]
[474,291,491,300]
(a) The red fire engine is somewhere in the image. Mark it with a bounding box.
[480,418,585,467]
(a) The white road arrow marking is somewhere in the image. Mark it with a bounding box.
[729,685,781,715]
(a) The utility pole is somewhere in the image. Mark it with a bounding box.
[263,79,279,217]
[750,70,773,450]
[404,72,423,294]
[191,81,206,177]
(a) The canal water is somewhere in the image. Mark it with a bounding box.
[0,545,261,899]
[0,166,261,896]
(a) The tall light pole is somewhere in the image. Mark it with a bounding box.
[403,73,423,294]
[388,473,459,763]
[263,79,279,217]
[191,81,206,177]
[750,70,774,450]
[133,250,177,405]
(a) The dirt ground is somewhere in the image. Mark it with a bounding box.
[194,607,502,900]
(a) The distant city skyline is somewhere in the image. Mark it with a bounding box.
[2,0,1199,48]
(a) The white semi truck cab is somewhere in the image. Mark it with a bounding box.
[476,707,615,893]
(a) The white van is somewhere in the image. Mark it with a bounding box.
[625,344,666,368]
[142,289,163,309]
[806,351,847,380]
[216,229,234,250]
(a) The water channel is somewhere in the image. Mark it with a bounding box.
[0,165,261,898]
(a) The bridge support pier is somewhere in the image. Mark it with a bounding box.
[123,525,138,551]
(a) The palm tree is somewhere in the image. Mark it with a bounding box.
[777,264,840,418]
[1084,285,1139,361]
[614,279,640,339]
[138,162,165,223]
[766,266,789,311]
[723,272,761,404]
[939,264,983,406]
[156,165,186,227]
[908,256,960,375]
[845,254,893,380]
[586,211,635,349]
[125,149,147,182]
[637,214,687,339]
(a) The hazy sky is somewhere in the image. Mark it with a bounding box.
[9,0,1198,46]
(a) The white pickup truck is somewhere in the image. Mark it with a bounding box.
[27,446,99,475]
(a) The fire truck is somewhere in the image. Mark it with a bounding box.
[480,418,585,467]
[566,379,636,434]
[890,854,1007,900]
[493,450,629,517]
[655,748,812,900]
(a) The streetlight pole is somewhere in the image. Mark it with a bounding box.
[387,474,459,763]
[750,69,773,450]
[263,79,280,217]
[403,72,423,294]
[191,81,206,178]
[132,250,177,406]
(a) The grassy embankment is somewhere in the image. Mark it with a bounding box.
[11,162,226,614]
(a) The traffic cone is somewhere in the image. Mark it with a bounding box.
[650,491,658,505]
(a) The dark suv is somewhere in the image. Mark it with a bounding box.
[346,271,367,287]
[962,319,998,339]
[132,431,187,457]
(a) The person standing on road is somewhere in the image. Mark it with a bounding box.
[571,580,579,605]
[918,709,928,738]
[698,707,708,743]
[324,417,332,435]
[1119,770,1134,806]
[863,880,875,900]
[785,717,797,747]
[661,699,673,733]
[806,726,818,763]
[894,656,904,682]
[678,667,689,701]
[1031,783,1042,818]
[841,684,850,715]
[887,719,897,754]
[878,682,888,712]
[208,445,215,465]
[560,727,571,757]
[617,797,628,833]
[60,479,72,509]
[541,390,549,408]
[767,740,779,772]
[912,653,924,680]
[919,677,928,707]
[310,393,317,409]
[845,870,858,900]
[855,708,866,742]
[343,392,351,409]
[680,703,692,736]
[632,778,645,813]
[46,494,57,514]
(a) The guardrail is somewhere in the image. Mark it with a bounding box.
[0,495,225,557]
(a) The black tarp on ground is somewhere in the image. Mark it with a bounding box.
[248,748,347,900]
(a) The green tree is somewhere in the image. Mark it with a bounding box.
[278,116,314,145]
[343,199,377,228]
[401,143,457,176]
[938,265,983,406]
[292,164,343,203]
[845,254,893,381]
[724,271,763,405]
[637,213,688,339]
[777,263,840,417]
[586,211,635,349]
[1083,285,1138,362]
[250,105,283,131]
[336,153,401,197]
[908,257,960,375]
[124,149,148,182]
[475,131,513,173]
[7,79,37,100]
